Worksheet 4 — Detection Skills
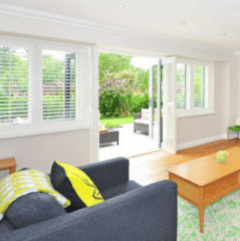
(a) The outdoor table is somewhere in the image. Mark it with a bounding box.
[100,130,119,146]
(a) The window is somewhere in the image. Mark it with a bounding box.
[193,65,205,109]
[42,50,76,122]
[0,38,90,139]
[0,45,31,127]
[176,64,187,110]
[176,59,214,117]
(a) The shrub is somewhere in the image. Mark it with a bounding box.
[99,91,122,117]
[129,94,149,114]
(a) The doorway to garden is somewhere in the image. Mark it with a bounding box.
[99,51,163,161]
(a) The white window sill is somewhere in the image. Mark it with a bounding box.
[0,120,89,140]
[176,109,216,118]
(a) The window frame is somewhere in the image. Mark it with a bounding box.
[176,58,215,118]
[0,37,91,140]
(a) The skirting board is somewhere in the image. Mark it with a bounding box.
[177,134,227,151]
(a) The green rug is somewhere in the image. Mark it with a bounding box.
[178,189,240,241]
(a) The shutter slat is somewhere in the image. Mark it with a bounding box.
[176,64,187,110]
[0,45,31,126]
[163,57,177,154]
[194,65,205,109]
[42,49,76,122]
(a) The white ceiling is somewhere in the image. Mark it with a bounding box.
[1,0,240,51]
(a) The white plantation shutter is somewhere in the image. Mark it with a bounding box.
[193,65,205,109]
[41,47,88,124]
[0,37,92,139]
[76,48,89,121]
[176,64,187,110]
[0,44,32,127]
[163,57,177,154]
[89,47,99,163]
[42,49,76,121]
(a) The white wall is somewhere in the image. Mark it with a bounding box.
[0,5,239,164]
[177,61,235,148]
[0,129,89,178]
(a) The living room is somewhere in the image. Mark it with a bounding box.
[0,0,240,240]
[0,1,238,173]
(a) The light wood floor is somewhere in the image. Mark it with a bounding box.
[129,138,240,186]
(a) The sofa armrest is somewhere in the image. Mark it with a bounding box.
[79,157,129,191]
[3,180,177,241]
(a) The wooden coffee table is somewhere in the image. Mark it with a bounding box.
[168,147,240,233]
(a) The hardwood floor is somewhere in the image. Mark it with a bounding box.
[129,138,240,186]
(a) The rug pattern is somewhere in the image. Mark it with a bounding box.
[178,189,240,241]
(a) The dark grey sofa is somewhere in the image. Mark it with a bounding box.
[0,157,177,241]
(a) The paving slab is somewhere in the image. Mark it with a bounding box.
[99,123,160,161]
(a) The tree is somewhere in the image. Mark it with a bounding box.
[99,53,132,83]
[0,47,28,96]
[99,53,154,117]
[42,55,65,84]
[99,70,137,117]
[129,66,149,95]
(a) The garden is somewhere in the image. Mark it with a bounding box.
[99,53,159,128]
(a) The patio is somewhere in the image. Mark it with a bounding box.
[99,123,160,161]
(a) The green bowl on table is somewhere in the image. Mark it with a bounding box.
[216,151,228,163]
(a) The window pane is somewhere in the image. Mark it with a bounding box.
[0,46,30,127]
[176,64,187,110]
[42,50,76,122]
[194,65,205,109]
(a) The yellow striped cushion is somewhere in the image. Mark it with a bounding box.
[0,169,71,221]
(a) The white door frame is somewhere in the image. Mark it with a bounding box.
[89,46,100,163]
[91,47,164,163]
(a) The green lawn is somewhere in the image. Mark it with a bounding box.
[100,116,134,128]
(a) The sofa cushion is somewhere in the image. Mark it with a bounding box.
[6,193,67,229]
[0,169,70,222]
[51,161,104,212]
[101,181,142,200]
[134,119,150,124]
[141,109,149,120]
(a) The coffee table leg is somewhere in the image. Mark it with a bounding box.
[199,188,204,233]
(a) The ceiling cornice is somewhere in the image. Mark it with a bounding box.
[0,3,234,56]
